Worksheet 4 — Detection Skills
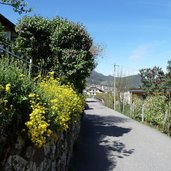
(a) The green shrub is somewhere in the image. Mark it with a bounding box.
[26,73,85,147]
[0,57,34,137]
[0,57,85,148]
[122,103,131,116]
[144,95,167,126]
[14,16,96,93]
[96,92,114,109]
[132,95,143,120]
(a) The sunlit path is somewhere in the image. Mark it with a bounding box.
[72,98,171,171]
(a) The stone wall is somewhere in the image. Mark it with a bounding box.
[0,120,80,171]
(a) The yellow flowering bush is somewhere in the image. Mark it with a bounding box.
[25,73,85,147]
[39,75,84,131]
[0,57,85,148]
[0,57,35,145]
[25,103,52,148]
[0,84,15,128]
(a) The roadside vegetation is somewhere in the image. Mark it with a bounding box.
[0,15,100,149]
[96,60,171,136]
[0,57,85,148]
[0,3,103,169]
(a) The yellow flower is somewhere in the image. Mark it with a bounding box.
[19,74,25,78]
[5,83,11,93]
[48,71,54,76]
[3,99,8,106]
[28,93,35,98]
[25,104,53,148]
[3,99,8,103]
[47,129,52,137]
[25,74,85,148]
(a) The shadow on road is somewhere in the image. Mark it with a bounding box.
[72,113,134,171]
[85,105,93,110]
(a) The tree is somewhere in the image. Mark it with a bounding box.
[14,16,97,93]
[0,0,31,14]
[90,43,103,57]
[49,17,96,92]
[115,68,132,112]
[14,16,52,73]
[166,60,171,85]
[165,60,171,101]
[139,66,166,95]
[0,23,6,44]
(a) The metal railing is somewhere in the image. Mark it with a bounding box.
[0,42,49,77]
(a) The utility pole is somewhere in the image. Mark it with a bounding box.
[113,64,119,110]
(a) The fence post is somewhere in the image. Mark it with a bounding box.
[130,103,132,117]
[122,99,125,113]
[29,58,32,78]
[163,110,168,129]
[141,103,144,122]
[130,102,134,117]
[168,102,171,136]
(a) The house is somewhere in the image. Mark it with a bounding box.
[0,13,17,41]
[117,89,145,105]
[85,86,104,96]
[129,88,145,97]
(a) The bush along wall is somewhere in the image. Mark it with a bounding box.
[0,58,85,171]
[96,92,171,135]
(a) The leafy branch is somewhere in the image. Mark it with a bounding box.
[0,0,31,14]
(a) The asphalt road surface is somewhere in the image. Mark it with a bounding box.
[72,98,171,171]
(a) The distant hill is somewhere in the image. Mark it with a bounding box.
[87,70,141,88]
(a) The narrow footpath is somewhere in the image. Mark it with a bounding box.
[72,98,171,171]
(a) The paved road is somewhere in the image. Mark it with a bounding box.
[72,98,171,171]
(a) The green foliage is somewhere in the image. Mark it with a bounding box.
[162,103,171,135]
[50,17,95,92]
[96,92,114,109]
[25,74,85,147]
[139,67,166,95]
[0,56,34,136]
[0,23,6,44]
[144,95,167,126]
[132,95,143,120]
[0,57,85,148]
[95,81,171,135]
[121,103,130,116]
[14,16,96,93]
[50,18,92,51]
[166,60,171,86]
[115,102,121,113]
[0,0,31,14]
[167,60,171,73]
[54,49,95,92]
[14,16,51,72]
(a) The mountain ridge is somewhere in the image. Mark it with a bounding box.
[87,70,141,88]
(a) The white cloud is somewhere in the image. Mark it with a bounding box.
[129,45,150,61]
[129,41,167,61]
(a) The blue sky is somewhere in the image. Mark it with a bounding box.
[1,0,171,75]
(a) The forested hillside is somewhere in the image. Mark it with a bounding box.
[87,70,141,88]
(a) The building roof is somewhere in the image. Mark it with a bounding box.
[0,13,16,32]
[129,89,145,94]
[86,86,104,92]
